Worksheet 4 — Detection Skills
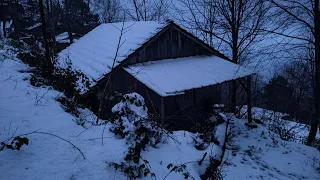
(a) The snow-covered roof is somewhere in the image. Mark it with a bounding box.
[58,21,167,82]
[124,56,254,97]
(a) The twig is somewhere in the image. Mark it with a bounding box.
[33,131,86,160]
[34,89,50,105]
[102,123,108,146]
[162,161,198,180]
[1,76,12,82]
[198,152,207,165]
[86,137,113,141]
[76,124,93,137]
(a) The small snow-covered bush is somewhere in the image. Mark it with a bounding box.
[193,133,210,150]
[192,113,223,150]
[50,63,91,97]
[193,131,219,150]
[110,93,148,137]
[109,93,165,179]
[18,46,91,98]
[56,96,81,117]
[200,157,223,180]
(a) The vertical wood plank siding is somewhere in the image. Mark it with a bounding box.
[95,68,162,120]
[123,25,212,66]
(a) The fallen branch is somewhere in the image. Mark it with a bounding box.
[1,130,86,160]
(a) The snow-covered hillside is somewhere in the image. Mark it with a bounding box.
[0,41,319,179]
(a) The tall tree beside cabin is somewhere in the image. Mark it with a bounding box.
[63,0,99,43]
[268,0,319,146]
[178,0,266,113]
[39,0,53,74]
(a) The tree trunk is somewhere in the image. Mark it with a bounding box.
[64,0,73,43]
[2,21,6,38]
[307,0,320,146]
[247,76,252,123]
[14,0,20,40]
[39,0,53,74]
[49,0,56,52]
[230,0,239,113]
[67,25,74,43]
[133,0,140,21]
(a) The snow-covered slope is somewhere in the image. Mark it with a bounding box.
[224,117,320,180]
[0,42,319,179]
[0,51,220,179]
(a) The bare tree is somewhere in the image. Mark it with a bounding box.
[93,0,122,23]
[266,0,319,146]
[177,0,268,112]
[125,0,169,21]
[39,0,53,74]
[96,14,127,124]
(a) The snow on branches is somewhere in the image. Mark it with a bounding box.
[109,93,165,179]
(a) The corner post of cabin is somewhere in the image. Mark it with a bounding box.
[247,75,252,123]
[160,97,165,124]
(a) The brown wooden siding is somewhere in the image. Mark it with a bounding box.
[94,68,162,119]
[123,25,212,66]
[163,82,232,116]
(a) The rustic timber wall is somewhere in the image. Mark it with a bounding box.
[123,25,212,66]
[85,75,246,120]
[93,68,162,119]
[163,82,231,116]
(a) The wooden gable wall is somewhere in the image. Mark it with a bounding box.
[123,24,213,66]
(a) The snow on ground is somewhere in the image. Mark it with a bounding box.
[0,52,220,179]
[224,117,320,180]
[0,41,319,179]
[240,106,320,141]
[124,56,253,97]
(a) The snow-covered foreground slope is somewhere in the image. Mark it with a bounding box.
[0,52,319,179]
[0,57,219,179]
[224,118,320,180]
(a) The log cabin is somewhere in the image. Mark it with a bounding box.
[58,20,254,125]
